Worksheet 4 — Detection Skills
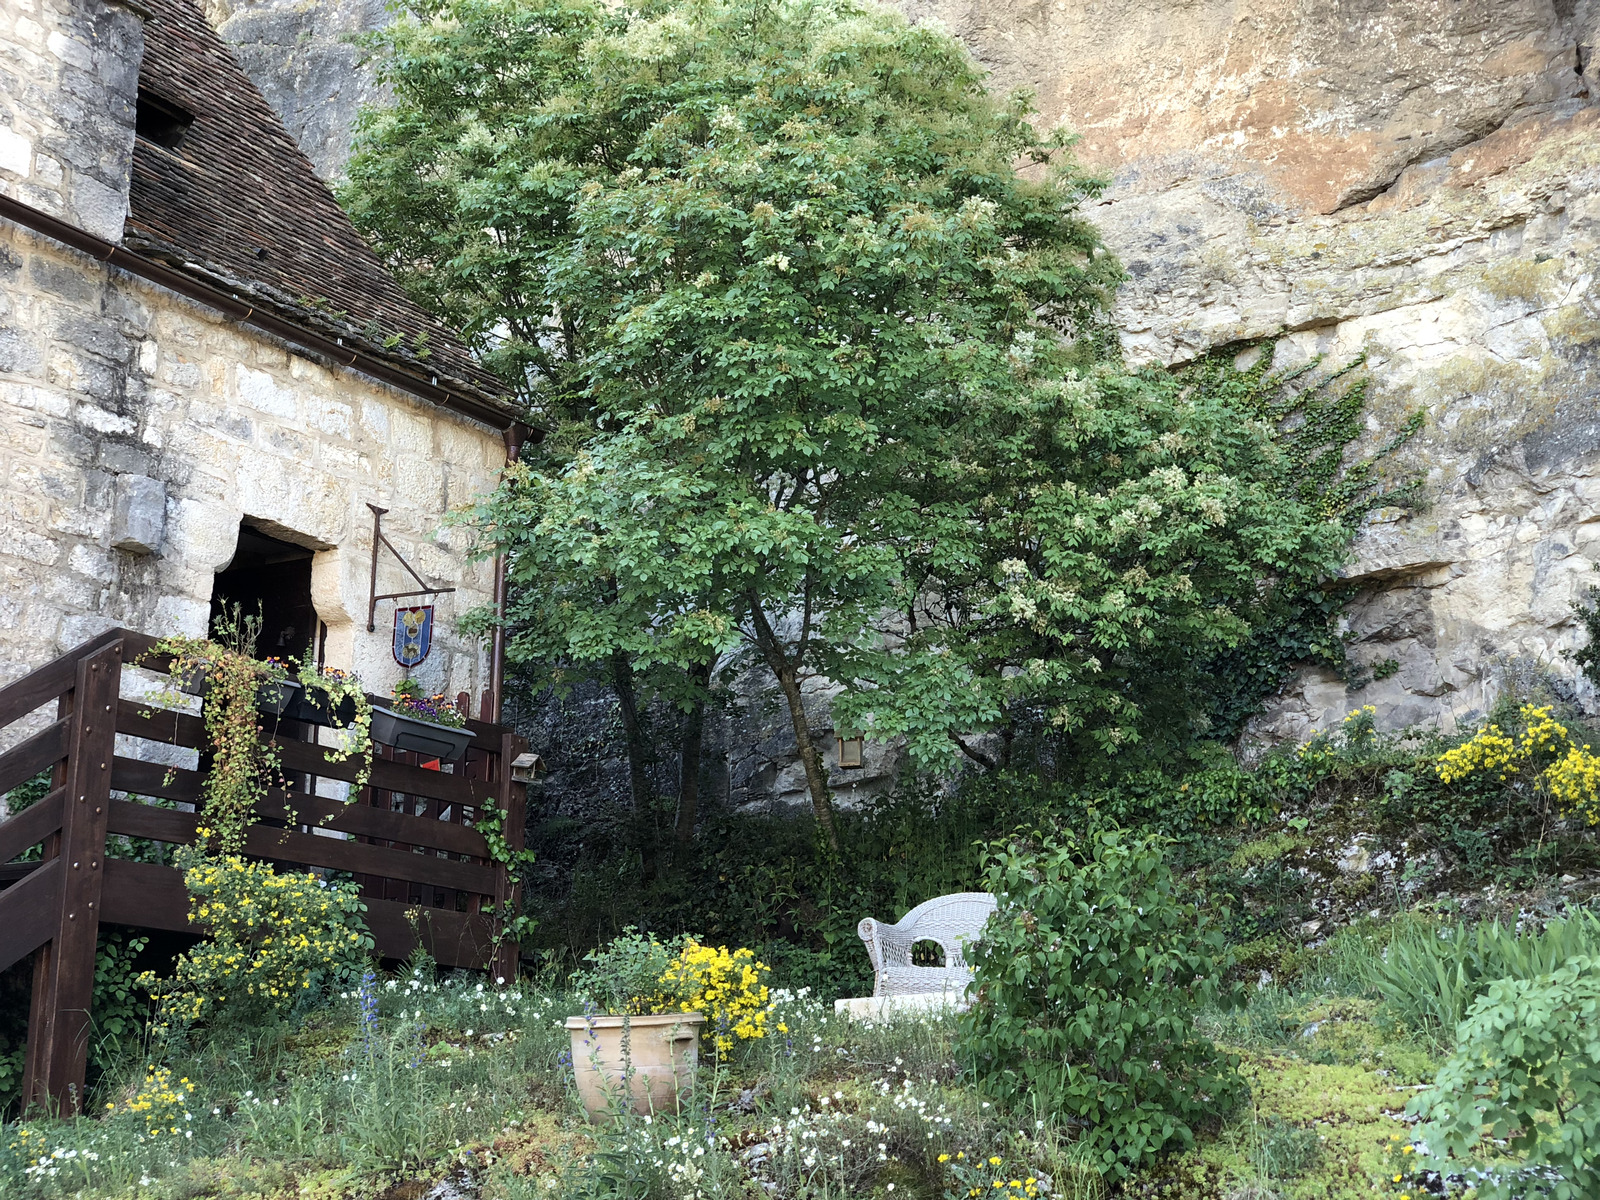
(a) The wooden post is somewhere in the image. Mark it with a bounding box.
[22,640,122,1115]
[489,732,528,984]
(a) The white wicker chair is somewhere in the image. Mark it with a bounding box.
[857,892,998,998]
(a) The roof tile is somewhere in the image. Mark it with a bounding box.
[126,0,513,415]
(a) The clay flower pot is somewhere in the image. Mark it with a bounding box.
[564,1012,704,1121]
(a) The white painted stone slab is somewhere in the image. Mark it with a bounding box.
[833,991,970,1021]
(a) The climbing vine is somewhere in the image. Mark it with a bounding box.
[474,795,538,952]
[152,615,285,856]
[1184,350,1423,740]
[146,607,373,852]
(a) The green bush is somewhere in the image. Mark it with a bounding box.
[1410,956,1600,1199]
[959,829,1243,1178]
[569,928,680,1015]
[1365,910,1600,1041]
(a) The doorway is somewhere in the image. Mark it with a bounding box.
[209,520,319,661]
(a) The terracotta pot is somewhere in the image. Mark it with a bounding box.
[564,1012,703,1120]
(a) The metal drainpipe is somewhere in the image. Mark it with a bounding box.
[489,423,528,723]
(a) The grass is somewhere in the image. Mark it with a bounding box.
[1358,908,1600,1044]
[0,965,1436,1200]
[4,909,1598,1198]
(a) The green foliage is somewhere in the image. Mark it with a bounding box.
[570,927,680,1014]
[141,848,374,1038]
[959,829,1243,1177]
[1250,1114,1322,1182]
[1411,957,1600,1199]
[0,930,152,1121]
[829,359,1363,774]
[1178,352,1420,742]
[90,931,150,1060]
[1364,910,1600,1043]
[1569,583,1600,690]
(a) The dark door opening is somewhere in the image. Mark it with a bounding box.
[210,521,317,661]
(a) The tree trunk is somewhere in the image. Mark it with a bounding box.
[674,659,712,849]
[748,601,839,850]
[610,650,652,812]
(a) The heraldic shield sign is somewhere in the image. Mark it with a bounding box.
[393,605,434,667]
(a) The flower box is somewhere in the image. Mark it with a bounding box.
[179,666,299,716]
[369,706,473,762]
[280,687,359,727]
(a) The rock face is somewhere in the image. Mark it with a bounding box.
[215,0,1600,764]
[201,0,391,180]
[904,0,1600,740]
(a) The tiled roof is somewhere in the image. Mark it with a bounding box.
[125,0,514,417]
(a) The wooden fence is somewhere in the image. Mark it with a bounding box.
[0,628,529,1114]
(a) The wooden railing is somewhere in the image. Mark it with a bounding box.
[0,629,529,1114]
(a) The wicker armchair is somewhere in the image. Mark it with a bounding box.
[856,892,998,998]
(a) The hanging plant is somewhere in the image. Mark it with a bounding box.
[145,607,374,851]
[271,657,375,792]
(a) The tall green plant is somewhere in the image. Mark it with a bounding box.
[959,829,1242,1177]
[1410,957,1600,1199]
[1365,911,1600,1040]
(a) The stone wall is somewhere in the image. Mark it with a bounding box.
[0,221,505,719]
[0,0,143,239]
[212,0,1600,770]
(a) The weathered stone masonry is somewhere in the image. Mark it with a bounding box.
[0,225,503,698]
[0,0,514,740]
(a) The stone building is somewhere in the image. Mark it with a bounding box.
[0,0,530,728]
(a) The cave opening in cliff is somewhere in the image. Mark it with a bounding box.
[209,519,319,662]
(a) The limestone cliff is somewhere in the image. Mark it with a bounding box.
[898,0,1600,739]
[200,0,389,181]
[213,0,1600,760]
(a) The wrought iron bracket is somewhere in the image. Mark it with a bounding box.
[366,503,456,632]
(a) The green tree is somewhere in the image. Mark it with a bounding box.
[348,0,1392,846]
[354,0,1119,846]
[831,353,1398,773]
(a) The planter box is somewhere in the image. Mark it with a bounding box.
[369,706,473,763]
[564,1012,704,1120]
[181,667,299,716]
[281,687,358,727]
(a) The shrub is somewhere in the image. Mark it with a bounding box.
[570,927,681,1015]
[658,939,772,1053]
[959,829,1242,1177]
[1364,910,1600,1040]
[142,849,372,1034]
[1436,703,1600,826]
[1410,956,1600,1199]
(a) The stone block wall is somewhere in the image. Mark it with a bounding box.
[0,222,504,720]
[0,0,143,240]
